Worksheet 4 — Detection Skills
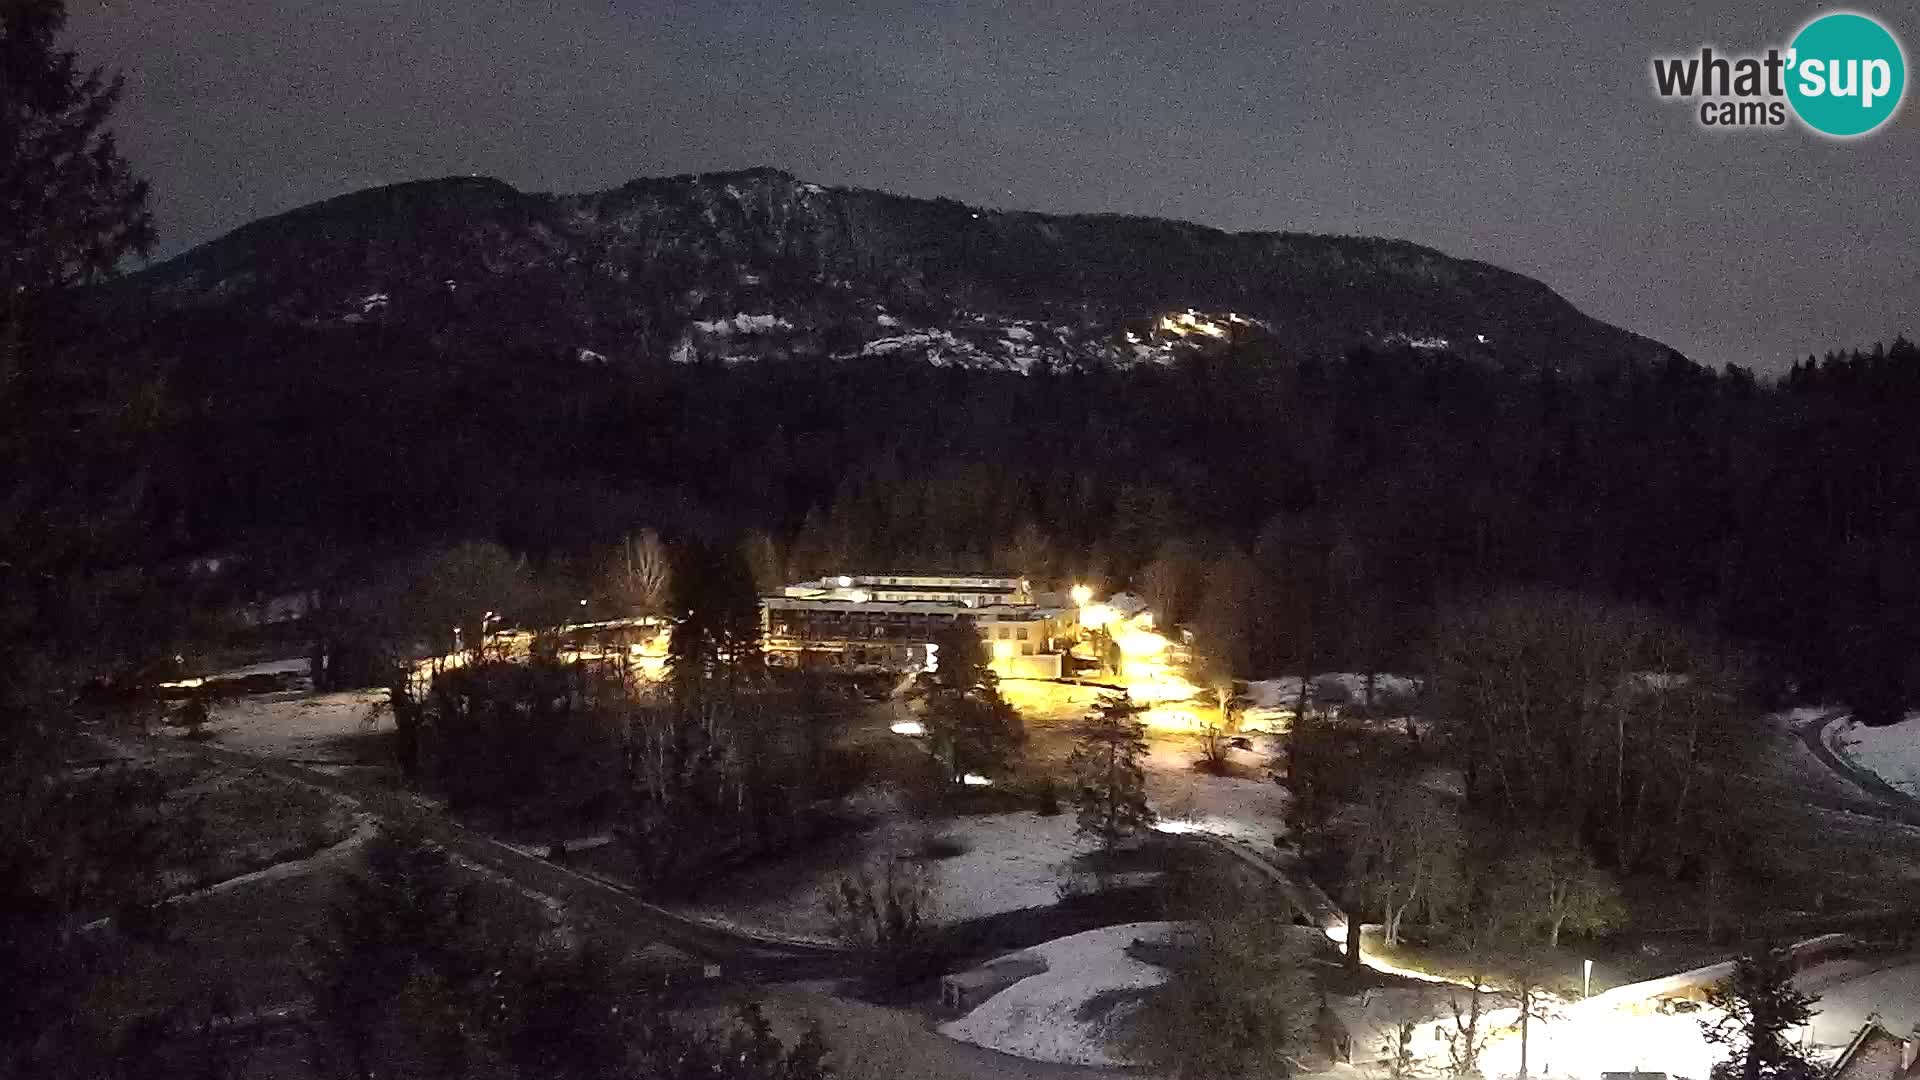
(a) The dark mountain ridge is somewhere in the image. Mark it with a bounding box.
[119,167,1673,374]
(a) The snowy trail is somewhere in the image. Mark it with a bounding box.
[78,816,378,934]
[184,816,378,899]
[1799,711,1920,826]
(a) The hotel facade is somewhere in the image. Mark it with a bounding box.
[761,573,1075,677]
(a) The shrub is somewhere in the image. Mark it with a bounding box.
[915,828,968,860]
[825,856,944,990]
[1034,778,1062,816]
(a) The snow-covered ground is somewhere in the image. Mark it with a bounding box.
[1145,734,1289,850]
[1470,950,1920,1079]
[939,922,1179,1066]
[1241,673,1420,730]
[697,712,1290,938]
[1831,713,1920,795]
[1797,952,1920,1048]
[190,688,392,762]
[213,657,313,680]
[697,802,1091,941]
[159,656,313,689]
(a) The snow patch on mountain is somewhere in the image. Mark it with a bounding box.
[693,313,791,335]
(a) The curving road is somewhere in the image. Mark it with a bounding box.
[166,738,856,980]
[1794,710,1920,827]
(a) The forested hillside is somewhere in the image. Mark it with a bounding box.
[36,294,1920,721]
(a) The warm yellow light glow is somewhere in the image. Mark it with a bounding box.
[992,640,1015,660]
[845,590,869,604]
[1079,603,1118,631]
[1142,705,1200,731]
[1070,584,1093,607]
[836,575,853,588]
[891,719,927,736]
[1156,309,1231,339]
[1126,672,1199,704]
[1114,624,1167,659]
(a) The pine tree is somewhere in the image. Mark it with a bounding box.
[1,5,169,1075]
[908,617,1024,785]
[1069,692,1154,849]
[917,615,992,699]
[1701,948,1822,1080]
[2,0,155,382]
[304,828,477,1080]
[666,537,764,691]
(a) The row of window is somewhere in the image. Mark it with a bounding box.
[768,618,1050,642]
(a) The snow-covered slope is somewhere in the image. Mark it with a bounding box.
[939,922,1179,1066]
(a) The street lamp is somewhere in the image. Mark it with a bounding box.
[1070,584,1093,607]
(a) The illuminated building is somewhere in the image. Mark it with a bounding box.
[762,573,1073,675]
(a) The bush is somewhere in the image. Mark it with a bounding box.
[825,856,945,991]
[1034,778,1062,816]
[1128,877,1320,1077]
[915,828,968,860]
[421,660,623,824]
[1196,723,1233,775]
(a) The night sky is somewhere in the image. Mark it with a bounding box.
[69,0,1920,373]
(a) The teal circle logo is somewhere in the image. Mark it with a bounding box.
[1787,12,1905,136]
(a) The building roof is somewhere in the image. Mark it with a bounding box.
[842,583,1022,594]
[762,596,1068,618]
[1832,1020,1920,1080]
[837,570,1022,580]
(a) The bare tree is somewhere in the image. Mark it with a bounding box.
[738,529,783,596]
[1501,830,1624,949]
[1426,590,1753,882]
[608,529,672,616]
[824,855,939,990]
[1190,647,1241,774]
[1138,539,1202,627]
[1348,782,1463,947]
[1002,521,1054,581]
[1192,547,1256,677]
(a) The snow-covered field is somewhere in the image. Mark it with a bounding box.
[1145,734,1289,849]
[698,671,1302,938]
[699,718,1292,939]
[696,803,1091,942]
[1797,951,1920,1047]
[191,688,392,762]
[1241,673,1420,730]
[1832,713,1920,795]
[938,922,1178,1066]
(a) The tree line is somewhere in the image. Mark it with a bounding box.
[46,296,1920,722]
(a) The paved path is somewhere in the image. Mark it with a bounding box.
[155,735,1152,1078]
[761,986,1138,1080]
[1794,710,1920,827]
[1204,835,1345,931]
[159,737,855,980]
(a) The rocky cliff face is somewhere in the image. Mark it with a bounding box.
[122,167,1671,373]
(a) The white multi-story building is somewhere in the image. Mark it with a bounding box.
[763,573,1073,676]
